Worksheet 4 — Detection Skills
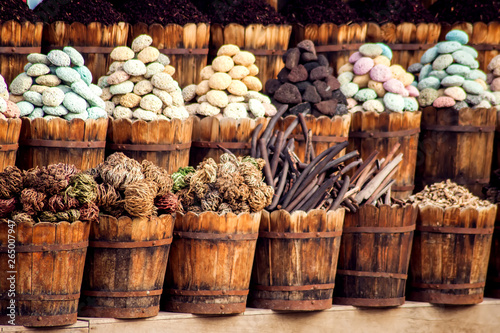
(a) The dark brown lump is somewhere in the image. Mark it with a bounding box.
[0,0,40,23]
[429,0,500,24]
[349,0,437,25]
[34,0,125,25]
[283,0,361,25]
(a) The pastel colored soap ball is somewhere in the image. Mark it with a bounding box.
[437,41,462,54]
[354,88,377,102]
[444,87,467,101]
[359,44,383,57]
[432,54,454,71]
[418,88,439,107]
[433,96,456,108]
[376,43,393,60]
[383,79,407,95]
[348,52,363,64]
[370,64,392,82]
[404,97,419,111]
[446,64,471,76]
[383,93,405,112]
[462,80,484,95]
[363,99,385,112]
[418,77,441,91]
[421,47,439,64]
[353,57,374,75]
[340,82,359,98]
[445,30,469,45]
[441,75,465,87]
[352,74,370,88]
[406,85,420,97]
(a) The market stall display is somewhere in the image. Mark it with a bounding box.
[341,42,421,199]
[79,153,177,318]
[408,180,496,304]
[0,164,96,326]
[162,154,270,314]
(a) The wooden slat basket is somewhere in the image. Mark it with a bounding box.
[190,116,269,166]
[416,107,497,196]
[408,204,496,304]
[249,209,344,311]
[486,207,500,298]
[0,118,22,172]
[42,21,129,84]
[210,23,292,87]
[0,220,90,327]
[333,204,417,307]
[16,117,108,171]
[162,211,261,314]
[106,117,193,174]
[277,114,351,162]
[348,111,422,200]
[0,20,43,85]
[129,23,210,88]
[79,214,174,318]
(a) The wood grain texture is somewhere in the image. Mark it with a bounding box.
[0,118,22,172]
[162,211,261,314]
[106,117,193,174]
[0,21,43,85]
[190,116,270,165]
[128,23,210,88]
[348,111,421,200]
[416,107,497,196]
[249,208,344,310]
[0,220,90,327]
[79,214,174,318]
[333,204,417,307]
[42,22,129,84]
[409,204,497,304]
[210,24,292,87]
[16,117,107,171]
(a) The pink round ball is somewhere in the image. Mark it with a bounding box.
[406,85,420,97]
[433,96,456,108]
[4,101,20,118]
[491,77,500,92]
[383,79,406,95]
[353,57,375,75]
[369,64,392,82]
[349,52,363,64]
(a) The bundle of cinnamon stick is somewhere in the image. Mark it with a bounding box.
[251,106,403,213]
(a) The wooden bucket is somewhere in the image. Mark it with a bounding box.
[129,23,210,88]
[348,111,422,200]
[486,207,500,298]
[210,23,292,87]
[42,21,129,84]
[416,107,497,197]
[249,209,344,311]
[0,220,90,327]
[190,116,269,166]
[439,22,500,73]
[277,114,351,162]
[408,204,496,304]
[492,111,500,173]
[0,20,43,85]
[106,117,193,174]
[17,117,108,171]
[291,23,367,75]
[162,211,261,314]
[0,118,22,172]
[333,204,417,307]
[79,214,174,318]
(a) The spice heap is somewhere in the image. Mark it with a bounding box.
[340,42,419,113]
[0,0,39,22]
[253,110,403,212]
[182,44,276,119]
[283,0,360,25]
[9,48,107,120]
[410,179,492,209]
[98,35,189,121]
[0,74,20,120]
[33,0,125,25]
[88,152,180,217]
[486,55,500,109]
[109,0,208,25]
[0,164,99,223]
[193,0,285,25]
[429,0,500,24]
[350,0,436,24]
[409,30,497,110]
[266,40,348,118]
[171,154,273,214]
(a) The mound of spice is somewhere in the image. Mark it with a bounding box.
[98,34,188,121]
[0,164,99,223]
[266,39,348,117]
[34,0,125,25]
[429,0,500,24]
[109,0,208,25]
[193,0,286,25]
[89,152,180,217]
[182,44,276,118]
[410,179,492,209]
[349,0,436,24]
[0,0,39,23]
[171,153,274,214]
[283,0,360,25]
